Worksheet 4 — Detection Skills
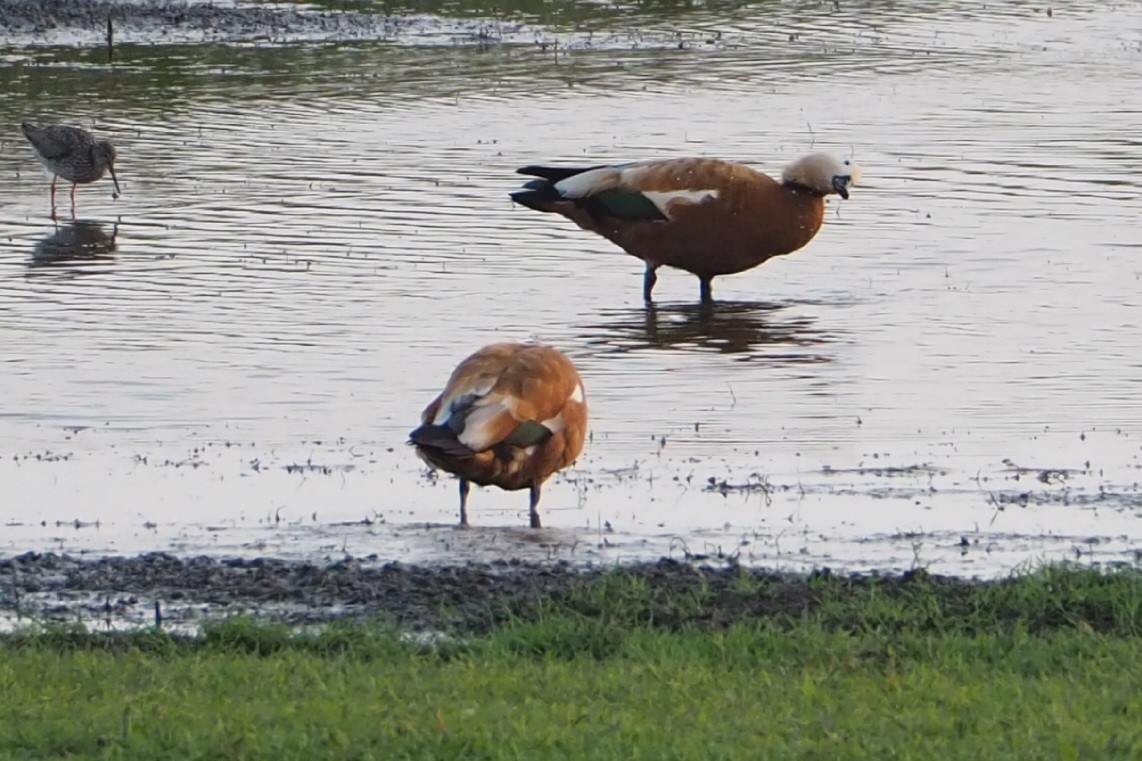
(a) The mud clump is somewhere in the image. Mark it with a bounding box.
[0,552,606,632]
[0,552,979,634]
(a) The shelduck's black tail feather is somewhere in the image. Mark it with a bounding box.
[509,187,558,212]
[408,424,476,459]
[512,165,607,211]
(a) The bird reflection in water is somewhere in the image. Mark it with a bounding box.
[579,301,839,364]
[29,220,119,269]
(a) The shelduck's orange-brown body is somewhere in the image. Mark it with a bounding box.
[511,153,859,303]
[409,343,588,529]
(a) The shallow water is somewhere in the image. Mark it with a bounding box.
[1,0,1141,576]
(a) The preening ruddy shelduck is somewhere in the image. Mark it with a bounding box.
[409,343,588,529]
[511,152,860,304]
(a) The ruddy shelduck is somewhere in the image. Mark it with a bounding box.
[511,152,860,304]
[409,343,588,529]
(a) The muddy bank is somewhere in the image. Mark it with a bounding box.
[0,0,517,46]
[0,551,982,633]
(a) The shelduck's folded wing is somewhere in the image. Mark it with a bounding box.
[512,158,749,222]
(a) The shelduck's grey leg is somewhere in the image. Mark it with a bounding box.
[528,483,542,529]
[459,479,471,529]
[643,264,659,304]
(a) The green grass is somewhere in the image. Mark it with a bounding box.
[1,566,1141,760]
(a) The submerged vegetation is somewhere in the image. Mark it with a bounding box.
[2,564,1141,759]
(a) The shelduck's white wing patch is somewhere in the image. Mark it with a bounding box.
[639,189,720,218]
[432,376,497,426]
[555,161,656,199]
[554,166,624,199]
[456,398,512,452]
[615,162,721,218]
[539,412,565,435]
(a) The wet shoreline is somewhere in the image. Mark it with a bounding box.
[0,0,523,46]
[1,550,991,633]
[0,0,391,41]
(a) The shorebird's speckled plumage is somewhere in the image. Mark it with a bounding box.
[409,343,588,529]
[511,152,859,303]
[21,123,121,212]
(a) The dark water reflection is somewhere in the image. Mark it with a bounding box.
[580,301,836,364]
[0,0,1087,117]
[29,221,119,270]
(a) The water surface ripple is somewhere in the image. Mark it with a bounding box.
[1,0,1140,575]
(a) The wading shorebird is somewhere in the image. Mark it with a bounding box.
[21,122,121,215]
[511,152,860,304]
[409,343,588,529]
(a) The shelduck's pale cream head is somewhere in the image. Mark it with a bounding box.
[782,153,860,199]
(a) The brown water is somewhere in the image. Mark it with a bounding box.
[1,0,1141,576]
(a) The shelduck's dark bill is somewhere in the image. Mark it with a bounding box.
[832,174,852,200]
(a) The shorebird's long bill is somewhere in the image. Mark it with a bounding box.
[109,165,122,199]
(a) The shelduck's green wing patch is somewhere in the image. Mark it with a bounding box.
[592,189,668,221]
[503,420,554,448]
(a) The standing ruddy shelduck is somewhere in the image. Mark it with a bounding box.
[409,343,588,529]
[21,123,121,215]
[511,152,860,304]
